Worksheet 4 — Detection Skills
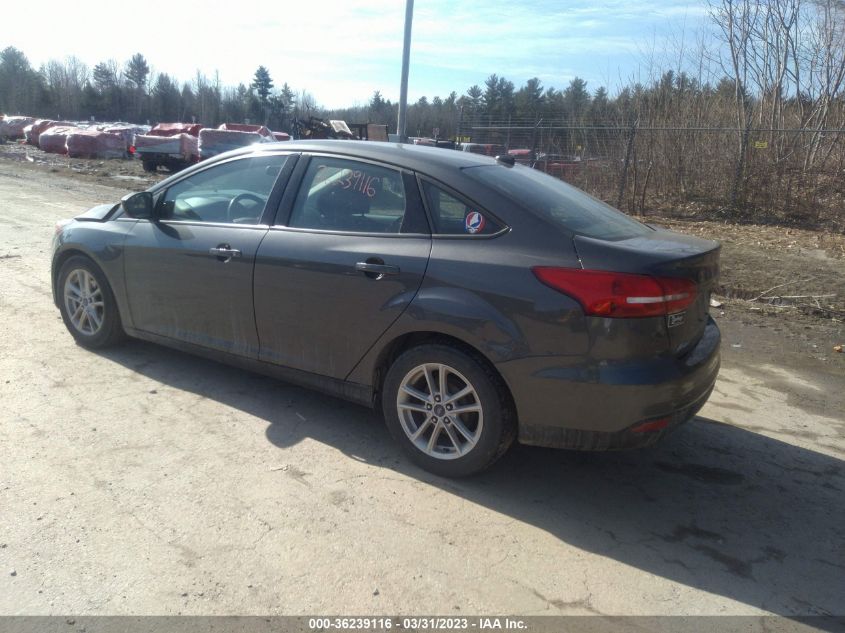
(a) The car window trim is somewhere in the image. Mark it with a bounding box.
[415,174,510,240]
[266,225,432,239]
[400,170,432,235]
[272,152,426,237]
[150,219,272,230]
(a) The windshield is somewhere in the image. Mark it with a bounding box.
[464,164,652,241]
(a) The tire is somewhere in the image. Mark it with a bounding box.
[382,344,515,477]
[141,160,157,173]
[57,256,125,349]
[163,159,189,173]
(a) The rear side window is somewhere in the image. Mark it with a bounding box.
[421,181,503,235]
[464,164,651,240]
[288,157,407,233]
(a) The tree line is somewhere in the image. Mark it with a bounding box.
[0,50,310,133]
[0,44,601,136]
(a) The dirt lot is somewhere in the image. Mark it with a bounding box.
[0,153,843,617]
[0,139,167,189]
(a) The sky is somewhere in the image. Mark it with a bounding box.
[1,0,711,108]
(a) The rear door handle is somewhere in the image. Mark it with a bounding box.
[355,261,400,277]
[209,246,242,261]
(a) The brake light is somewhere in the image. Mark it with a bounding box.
[532,267,696,318]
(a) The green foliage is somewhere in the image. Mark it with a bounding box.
[0,47,45,115]
[563,77,591,121]
[251,66,273,102]
[368,90,392,125]
[152,73,181,121]
[465,85,483,112]
[92,62,118,91]
[516,77,544,117]
[124,54,150,90]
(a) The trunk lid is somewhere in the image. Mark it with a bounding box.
[573,228,720,355]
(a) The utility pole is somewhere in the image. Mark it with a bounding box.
[396,0,414,142]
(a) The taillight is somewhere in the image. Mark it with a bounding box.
[532,267,696,318]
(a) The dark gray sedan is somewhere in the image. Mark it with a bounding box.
[51,140,720,476]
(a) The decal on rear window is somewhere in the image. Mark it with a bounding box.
[465,211,486,234]
[420,181,503,235]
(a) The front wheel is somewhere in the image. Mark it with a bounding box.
[57,256,125,349]
[382,344,515,477]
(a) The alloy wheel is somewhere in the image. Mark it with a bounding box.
[396,363,484,460]
[63,269,105,336]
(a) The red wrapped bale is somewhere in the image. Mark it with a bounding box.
[27,120,73,146]
[133,132,198,158]
[0,116,36,140]
[218,123,273,138]
[66,129,127,159]
[148,122,202,138]
[100,124,149,149]
[39,126,79,154]
[198,128,271,159]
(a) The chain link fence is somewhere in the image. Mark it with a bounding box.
[457,117,845,230]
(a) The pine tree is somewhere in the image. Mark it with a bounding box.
[465,85,483,113]
[252,66,273,102]
[563,77,591,122]
[516,77,544,118]
[0,46,44,114]
[483,74,500,116]
[124,54,149,90]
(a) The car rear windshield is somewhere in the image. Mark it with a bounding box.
[463,164,652,240]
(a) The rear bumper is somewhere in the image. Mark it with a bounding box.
[497,317,721,450]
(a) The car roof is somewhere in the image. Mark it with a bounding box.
[249,139,501,171]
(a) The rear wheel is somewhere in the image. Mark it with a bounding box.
[382,344,514,477]
[141,160,157,173]
[57,256,125,349]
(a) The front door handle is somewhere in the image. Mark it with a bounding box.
[355,260,400,278]
[209,245,242,262]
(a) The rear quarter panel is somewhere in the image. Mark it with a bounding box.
[345,228,588,385]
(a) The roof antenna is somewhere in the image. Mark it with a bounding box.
[495,154,515,166]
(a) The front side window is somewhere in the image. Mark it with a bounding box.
[421,181,503,235]
[287,157,407,233]
[158,154,289,224]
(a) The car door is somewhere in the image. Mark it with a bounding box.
[123,152,295,358]
[253,154,432,379]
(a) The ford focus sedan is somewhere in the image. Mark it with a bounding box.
[51,140,720,477]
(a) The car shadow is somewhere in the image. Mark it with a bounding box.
[97,340,844,619]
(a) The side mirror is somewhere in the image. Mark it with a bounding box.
[121,191,154,219]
